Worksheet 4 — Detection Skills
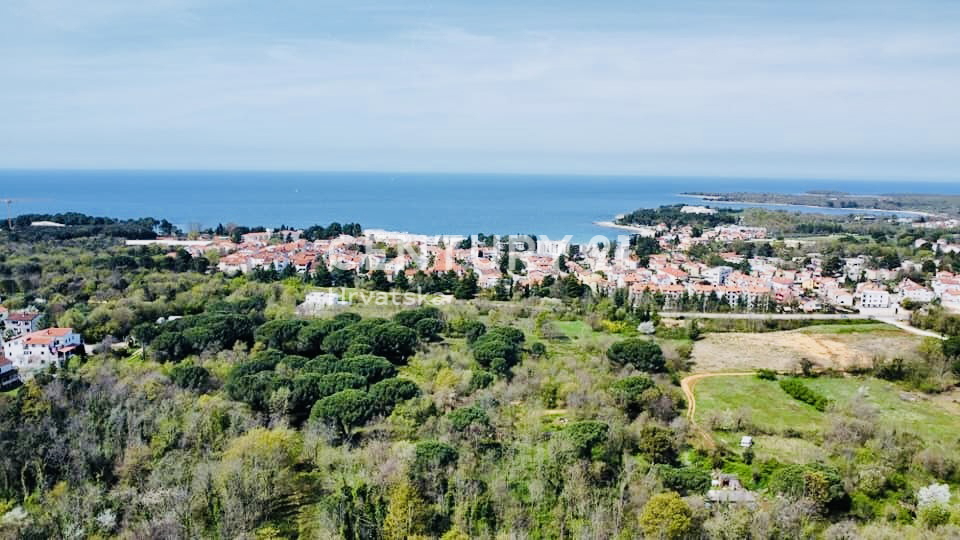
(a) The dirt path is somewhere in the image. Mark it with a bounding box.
[681,372,757,420]
[681,372,756,449]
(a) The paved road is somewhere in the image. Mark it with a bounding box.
[874,318,945,339]
[662,312,865,320]
[661,312,945,339]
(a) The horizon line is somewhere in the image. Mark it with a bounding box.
[0,167,957,184]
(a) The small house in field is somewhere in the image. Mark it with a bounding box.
[706,473,757,506]
[740,436,754,448]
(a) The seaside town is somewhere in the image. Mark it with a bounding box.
[3,203,960,538]
[4,205,959,385]
[129,207,960,316]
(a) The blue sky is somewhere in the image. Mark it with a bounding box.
[2,0,960,179]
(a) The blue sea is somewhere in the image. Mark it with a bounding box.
[1,170,958,242]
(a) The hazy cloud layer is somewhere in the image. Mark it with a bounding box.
[2,0,959,178]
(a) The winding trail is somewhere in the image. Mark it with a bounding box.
[681,371,757,420]
[680,372,756,449]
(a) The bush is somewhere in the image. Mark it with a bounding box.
[170,364,210,391]
[469,370,495,391]
[768,463,847,511]
[656,466,711,495]
[637,425,678,465]
[756,369,777,381]
[639,492,693,540]
[472,328,525,376]
[411,440,459,476]
[610,375,655,418]
[447,405,489,431]
[606,338,666,372]
[447,318,486,342]
[564,421,609,461]
[919,505,951,528]
[779,378,830,411]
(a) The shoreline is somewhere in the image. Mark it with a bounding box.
[676,193,938,218]
[593,221,657,235]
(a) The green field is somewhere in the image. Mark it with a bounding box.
[695,375,960,455]
[553,320,597,340]
[795,322,901,335]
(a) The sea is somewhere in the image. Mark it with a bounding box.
[1,170,958,243]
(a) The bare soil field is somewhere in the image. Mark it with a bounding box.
[691,327,922,372]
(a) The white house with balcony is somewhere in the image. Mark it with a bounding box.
[4,311,41,337]
[2,328,82,370]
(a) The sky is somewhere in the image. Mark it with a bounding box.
[2,0,960,179]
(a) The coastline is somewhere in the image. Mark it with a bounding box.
[593,221,657,235]
[676,193,938,218]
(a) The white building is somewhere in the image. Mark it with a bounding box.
[943,290,960,311]
[680,205,717,215]
[844,257,865,280]
[4,311,41,336]
[858,284,891,309]
[826,288,854,307]
[536,239,571,257]
[703,266,734,286]
[303,291,351,308]
[899,279,934,303]
[2,328,82,370]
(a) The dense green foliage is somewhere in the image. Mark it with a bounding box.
[779,378,831,411]
[2,216,960,539]
[606,338,666,372]
[617,204,740,228]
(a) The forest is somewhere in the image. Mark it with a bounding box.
[1,219,960,539]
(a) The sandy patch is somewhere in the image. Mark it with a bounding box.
[691,329,921,372]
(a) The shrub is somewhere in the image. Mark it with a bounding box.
[564,421,609,461]
[447,318,487,342]
[393,306,444,328]
[639,492,693,540]
[756,369,777,381]
[768,463,847,511]
[170,364,210,390]
[779,378,830,411]
[637,425,678,465]
[919,505,951,528]
[447,405,489,431]
[472,329,525,375]
[656,466,711,495]
[610,375,655,418]
[469,370,495,391]
[411,440,459,476]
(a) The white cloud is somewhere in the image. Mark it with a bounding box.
[1,3,959,177]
